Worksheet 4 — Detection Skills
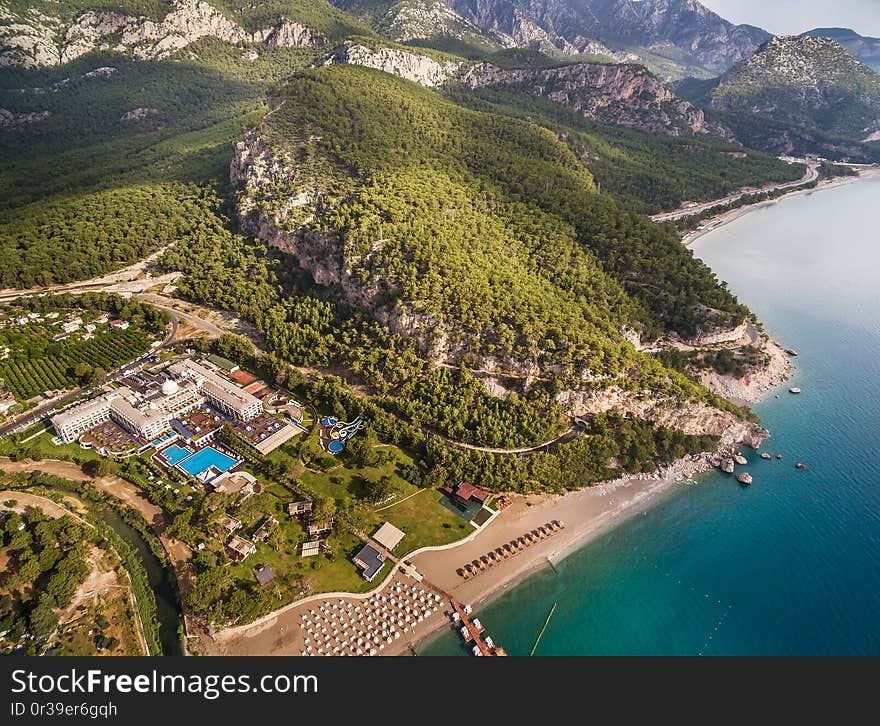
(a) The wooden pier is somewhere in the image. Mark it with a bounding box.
[451,599,506,656]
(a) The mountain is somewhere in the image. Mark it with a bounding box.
[802,28,880,72]
[459,60,731,136]
[443,0,770,75]
[0,0,368,67]
[230,64,752,372]
[710,35,880,156]
[330,0,515,53]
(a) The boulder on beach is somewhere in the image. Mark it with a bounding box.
[720,459,735,474]
[734,454,748,466]
[736,472,753,485]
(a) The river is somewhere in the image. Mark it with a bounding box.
[420,174,880,655]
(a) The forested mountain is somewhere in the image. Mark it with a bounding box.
[708,36,880,159]
[231,64,752,377]
[0,0,804,474]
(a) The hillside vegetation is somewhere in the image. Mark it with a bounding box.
[240,65,751,375]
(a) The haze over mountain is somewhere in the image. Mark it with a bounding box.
[801,28,880,71]
[707,35,880,159]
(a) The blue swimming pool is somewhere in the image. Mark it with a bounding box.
[177,446,237,478]
[161,444,193,466]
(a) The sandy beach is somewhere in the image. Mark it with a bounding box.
[209,452,720,657]
[681,166,880,248]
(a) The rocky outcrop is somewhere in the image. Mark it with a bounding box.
[1,0,324,69]
[0,108,51,127]
[120,107,161,121]
[556,385,767,448]
[685,321,748,346]
[697,336,793,405]
[446,0,770,74]
[460,61,731,136]
[320,43,462,87]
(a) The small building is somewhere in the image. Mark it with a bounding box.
[353,544,386,582]
[253,517,277,543]
[372,522,405,552]
[211,470,258,498]
[253,564,275,586]
[307,520,333,539]
[287,499,313,518]
[301,540,321,558]
[226,535,256,562]
[206,354,239,373]
[218,515,241,534]
[109,319,129,330]
[444,481,491,507]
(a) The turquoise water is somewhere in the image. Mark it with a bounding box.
[177,445,237,477]
[420,175,880,656]
[161,444,193,466]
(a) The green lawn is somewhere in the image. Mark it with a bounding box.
[376,489,472,555]
[0,430,101,465]
[225,481,375,597]
[297,446,417,505]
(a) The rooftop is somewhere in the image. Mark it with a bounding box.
[373,522,406,551]
[353,544,385,581]
[450,481,491,504]
[253,564,275,585]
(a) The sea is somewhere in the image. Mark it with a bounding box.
[420,174,880,656]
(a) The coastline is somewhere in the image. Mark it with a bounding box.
[385,452,730,656]
[211,167,880,658]
[681,166,880,248]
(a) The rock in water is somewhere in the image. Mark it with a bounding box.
[760,452,772,460]
[795,462,807,470]
[720,459,736,474]
[736,472,753,485]
[734,454,748,465]
[776,453,783,459]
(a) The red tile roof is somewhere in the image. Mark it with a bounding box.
[453,481,490,503]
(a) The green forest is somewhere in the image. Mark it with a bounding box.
[0,508,90,651]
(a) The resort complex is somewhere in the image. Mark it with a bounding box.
[50,356,302,459]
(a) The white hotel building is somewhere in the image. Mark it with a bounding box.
[167,359,263,422]
[51,358,262,444]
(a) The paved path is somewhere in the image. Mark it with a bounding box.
[435,427,576,455]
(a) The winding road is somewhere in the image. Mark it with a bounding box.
[650,162,819,223]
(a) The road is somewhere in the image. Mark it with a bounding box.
[0,307,181,439]
[650,163,820,223]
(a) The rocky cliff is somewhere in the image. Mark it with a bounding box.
[0,0,324,68]
[447,0,770,73]
[557,385,767,448]
[319,42,462,87]
[461,61,731,136]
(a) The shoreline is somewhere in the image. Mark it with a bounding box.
[681,166,880,248]
[386,451,731,656]
[211,166,880,658]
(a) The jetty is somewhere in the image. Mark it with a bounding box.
[451,599,506,656]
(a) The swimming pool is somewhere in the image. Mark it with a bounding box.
[161,444,193,466]
[177,446,238,478]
